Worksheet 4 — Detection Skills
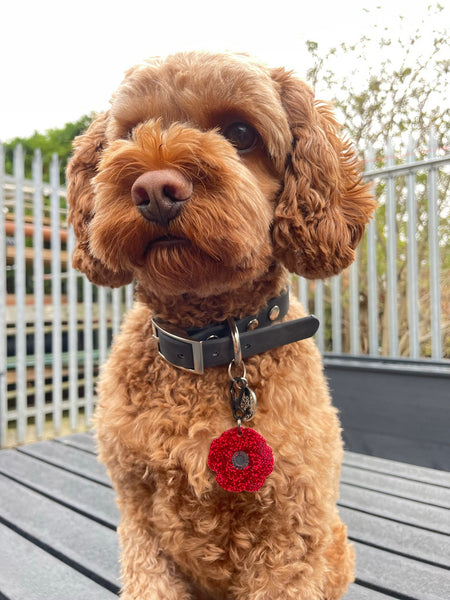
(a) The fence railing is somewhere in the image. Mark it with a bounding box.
[296,134,450,364]
[1,135,449,447]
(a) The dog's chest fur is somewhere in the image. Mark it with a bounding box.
[95,300,343,588]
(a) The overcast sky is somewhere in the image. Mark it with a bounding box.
[0,0,447,141]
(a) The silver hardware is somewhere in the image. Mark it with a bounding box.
[227,317,242,366]
[229,376,257,422]
[226,318,257,425]
[247,318,259,331]
[269,305,280,321]
[152,318,205,374]
[228,359,246,381]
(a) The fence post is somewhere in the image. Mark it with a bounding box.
[406,135,420,358]
[98,286,108,365]
[365,145,379,356]
[0,145,6,447]
[83,276,93,426]
[385,139,399,357]
[32,150,45,439]
[125,282,134,311]
[14,145,27,444]
[331,275,342,353]
[112,287,122,337]
[50,154,62,435]
[298,277,308,310]
[68,226,78,431]
[314,280,324,353]
[427,130,442,360]
[349,255,360,355]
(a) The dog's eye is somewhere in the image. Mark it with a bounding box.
[223,122,258,153]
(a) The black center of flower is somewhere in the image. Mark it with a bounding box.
[232,451,250,470]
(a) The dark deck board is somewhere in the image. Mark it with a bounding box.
[340,481,450,534]
[340,505,450,569]
[55,431,97,453]
[0,449,119,528]
[0,475,120,591]
[18,440,111,486]
[344,450,450,487]
[343,586,393,600]
[0,433,449,600]
[353,542,450,599]
[0,523,117,600]
[341,463,450,508]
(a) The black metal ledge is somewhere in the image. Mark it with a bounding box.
[324,355,450,471]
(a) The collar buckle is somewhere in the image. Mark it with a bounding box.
[152,318,206,374]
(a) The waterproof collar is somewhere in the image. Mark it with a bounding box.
[152,289,319,374]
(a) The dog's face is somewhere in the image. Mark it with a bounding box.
[67,52,375,297]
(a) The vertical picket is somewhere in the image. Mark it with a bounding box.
[32,150,45,438]
[349,256,360,355]
[50,154,62,434]
[98,286,108,365]
[83,276,94,425]
[125,282,134,311]
[406,136,420,359]
[14,146,27,443]
[385,139,399,357]
[0,145,7,447]
[291,277,300,303]
[427,130,442,359]
[365,145,379,356]
[331,275,342,353]
[112,287,122,337]
[68,227,78,430]
[298,277,308,310]
[314,280,324,353]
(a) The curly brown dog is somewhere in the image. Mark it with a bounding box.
[67,51,375,600]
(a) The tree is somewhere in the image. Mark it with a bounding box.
[304,4,450,359]
[305,5,449,151]
[3,114,93,182]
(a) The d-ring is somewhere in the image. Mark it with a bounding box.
[227,317,242,366]
[228,359,246,381]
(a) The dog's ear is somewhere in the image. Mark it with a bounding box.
[271,70,375,279]
[67,112,133,287]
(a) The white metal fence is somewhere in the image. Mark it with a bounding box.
[1,136,449,447]
[297,133,450,362]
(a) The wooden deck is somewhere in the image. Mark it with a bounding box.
[0,432,449,599]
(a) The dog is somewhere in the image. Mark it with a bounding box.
[67,51,375,600]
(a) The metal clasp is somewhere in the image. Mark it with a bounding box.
[152,318,205,374]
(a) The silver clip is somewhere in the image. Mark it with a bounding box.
[227,317,242,366]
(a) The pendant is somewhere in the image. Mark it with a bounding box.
[208,426,274,493]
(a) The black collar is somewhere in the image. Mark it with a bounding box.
[152,290,319,374]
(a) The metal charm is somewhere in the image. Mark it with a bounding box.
[229,377,257,422]
[227,317,257,425]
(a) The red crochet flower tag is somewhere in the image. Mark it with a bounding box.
[208,427,274,492]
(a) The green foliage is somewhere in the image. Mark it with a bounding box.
[305,4,450,358]
[3,114,93,183]
[305,5,449,152]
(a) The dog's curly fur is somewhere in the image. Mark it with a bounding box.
[67,51,375,600]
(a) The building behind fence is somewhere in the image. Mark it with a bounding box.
[1,136,450,447]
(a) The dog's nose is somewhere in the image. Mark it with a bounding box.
[131,169,193,227]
